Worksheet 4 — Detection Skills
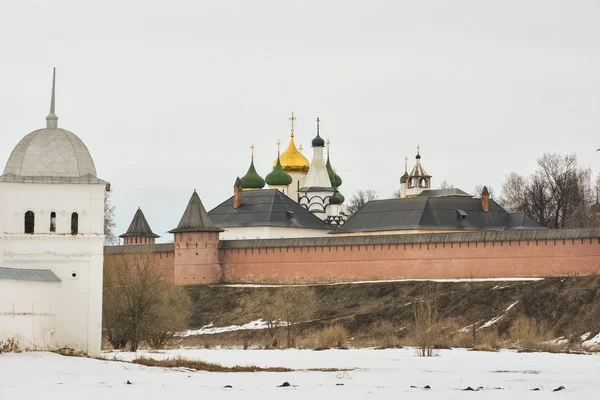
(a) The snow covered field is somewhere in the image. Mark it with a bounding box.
[1,348,600,399]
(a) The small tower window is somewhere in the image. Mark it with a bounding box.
[25,211,35,234]
[50,212,56,232]
[71,212,79,235]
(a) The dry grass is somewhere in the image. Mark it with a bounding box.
[510,316,553,350]
[472,344,495,352]
[0,338,21,354]
[134,356,293,372]
[133,355,352,373]
[313,325,349,349]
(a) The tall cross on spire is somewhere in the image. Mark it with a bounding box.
[417,145,420,155]
[277,139,281,155]
[46,67,58,129]
[250,143,255,160]
[289,111,297,138]
[404,157,408,173]
[316,117,320,136]
[326,138,331,155]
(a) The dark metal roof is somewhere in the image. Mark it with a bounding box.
[105,243,174,254]
[0,267,61,283]
[220,228,600,249]
[119,207,159,238]
[332,197,545,235]
[418,188,473,198]
[208,189,331,230]
[169,191,224,233]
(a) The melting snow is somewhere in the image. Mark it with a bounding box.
[178,319,286,337]
[583,333,600,347]
[479,301,519,329]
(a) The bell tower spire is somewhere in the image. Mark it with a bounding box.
[46,68,58,129]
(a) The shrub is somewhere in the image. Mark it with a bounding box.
[315,325,349,349]
[0,338,20,353]
[103,254,192,351]
[472,344,495,352]
[510,316,553,350]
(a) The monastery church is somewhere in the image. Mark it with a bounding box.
[3,71,600,355]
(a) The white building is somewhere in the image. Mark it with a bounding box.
[0,70,106,356]
[399,147,432,198]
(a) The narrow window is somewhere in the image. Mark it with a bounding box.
[25,211,35,234]
[50,212,56,232]
[71,212,78,235]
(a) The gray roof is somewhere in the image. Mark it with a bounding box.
[169,190,224,233]
[0,267,61,283]
[208,189,332,230]
[120,208,160,238]
[220,228,600,249]
[418,188,473,198]
[332,196,544,235]
[105,243,174,254]
[1,128,100,183]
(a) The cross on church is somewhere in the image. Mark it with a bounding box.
[316,117,320,134]
[404,156,408,172]
[277,139,281,154]
[289,112,296,137]
[417,145,420,155]
[250,143,255,159]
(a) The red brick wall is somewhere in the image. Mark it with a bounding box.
[220,238,600,284]
[104,251,174,281]
[173,232,221,285]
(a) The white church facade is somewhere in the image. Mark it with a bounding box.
[0,70,106,356]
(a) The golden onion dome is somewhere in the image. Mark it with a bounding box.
[274,136,310,172]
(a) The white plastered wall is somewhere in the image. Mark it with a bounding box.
[0,182,105,356]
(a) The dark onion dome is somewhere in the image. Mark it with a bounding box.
[240,159,265,189]
[265,155,293,186]
[400,171,409,183]
[312,133,325,147]
[326,153,343,187]
[329,190,343,205]
[334,190,345,203]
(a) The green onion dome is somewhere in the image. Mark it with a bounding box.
[326,154,343,187]
[240,159,265,189]
[265,155,293,186]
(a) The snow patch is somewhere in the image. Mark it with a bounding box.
[479,301,519,329]
[583,332,600,347]
[178,319,285,337]
[220,278,544,288]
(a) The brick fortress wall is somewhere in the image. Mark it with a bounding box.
[105,229,600,285]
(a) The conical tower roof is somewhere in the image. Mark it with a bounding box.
[119,207,160,238]
[169,190,224,233]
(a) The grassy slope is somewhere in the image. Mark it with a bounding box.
[185,276,600,340]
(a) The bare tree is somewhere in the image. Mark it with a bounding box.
[411,284,440,357]
[275,288,317,348]
[474,185,495,198]
[439,179,454,190]
[104,190,118,245]
[103,254,191,351]
[500,153,595,228]
[344,189,378,217]
[239,288,317,348]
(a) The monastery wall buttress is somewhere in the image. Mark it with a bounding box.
[173,232,221,285]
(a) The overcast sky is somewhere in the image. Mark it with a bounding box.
[1,1,599,242]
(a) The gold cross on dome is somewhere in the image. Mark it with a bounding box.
[289,112,297,137]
